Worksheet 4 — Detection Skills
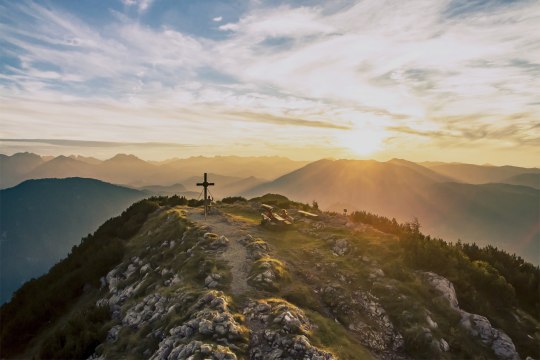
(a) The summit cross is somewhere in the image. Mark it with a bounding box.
[196,172,215,219]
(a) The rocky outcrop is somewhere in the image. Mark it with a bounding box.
[150,291,248,360]
[239,234,288,291]
[332,238,349,256]
[424,272,520,360]
[247,258,287,291]
[239,234,269,260]
[321,284,404,355]
[122,293,171,328]
[199,232,230,251]
[244,299,336,360]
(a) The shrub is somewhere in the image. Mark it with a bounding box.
[222,196,247,204]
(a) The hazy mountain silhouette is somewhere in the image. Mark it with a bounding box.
[501,173,540,189]
[0,152,45,188]
[139,183,187,196]
[0,153,307,189]
[161,156,308,180]
[25,155,94,180]
[244,159,539,262]
[68,155,102,164]
[96,154,159,186]
[423,162,540,184]
[0,178,145,303]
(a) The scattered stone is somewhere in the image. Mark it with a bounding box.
[332,239,349,256]
[140,264,151,274]
[205,273,222,288]
[106,325,122,343]
[244,299,336,359]
[426,315,438,329]
[122,293,169,328]
[440,338,450,352]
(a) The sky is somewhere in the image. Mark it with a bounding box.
[0,0,539,166]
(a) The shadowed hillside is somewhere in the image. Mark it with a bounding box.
[0,178,146,303]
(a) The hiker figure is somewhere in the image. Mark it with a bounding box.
[207,195,213,212]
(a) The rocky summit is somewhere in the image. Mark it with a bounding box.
[1,196,538,360]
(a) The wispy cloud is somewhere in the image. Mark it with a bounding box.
[121,0,155,13]
[0,0,539,164]
[0,138,195,148]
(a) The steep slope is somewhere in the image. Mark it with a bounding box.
[0,178,146,303]
[243,160,540,263]
[423,163,540,184]
[1,198,537,359]
[0,152,45,188]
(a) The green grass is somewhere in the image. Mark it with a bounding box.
[307,310,374,360]
[222,205,261,224]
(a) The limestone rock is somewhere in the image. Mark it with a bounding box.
[332,239,349,256]
[244,299,336,360]
[425,272,520,360]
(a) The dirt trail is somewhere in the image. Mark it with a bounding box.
[186,208,252,295]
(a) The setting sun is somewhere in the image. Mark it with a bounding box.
[336,127,386,156]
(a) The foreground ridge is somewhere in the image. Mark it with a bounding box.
[1,196,538,360]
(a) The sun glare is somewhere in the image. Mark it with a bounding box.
[336,127,385,156]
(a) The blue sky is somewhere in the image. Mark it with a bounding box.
[0,0,539,165]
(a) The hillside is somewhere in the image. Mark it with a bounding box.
[0,178,146,303]
[1,197,538,359]
[422,163,540,184]
[244,159,540,263]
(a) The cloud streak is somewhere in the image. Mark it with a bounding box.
[0,0,539,164]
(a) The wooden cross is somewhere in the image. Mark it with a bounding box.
[196,172,214,219]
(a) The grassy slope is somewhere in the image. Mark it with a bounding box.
[5,199,538,359]
[222,203,539,359]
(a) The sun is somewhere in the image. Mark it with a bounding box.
[336,127,386,156]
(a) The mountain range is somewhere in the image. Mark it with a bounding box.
[243,159,540,263]
[0,153,308,189]
[1,153,538,263]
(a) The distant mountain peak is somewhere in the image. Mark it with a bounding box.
[106,153,144,162]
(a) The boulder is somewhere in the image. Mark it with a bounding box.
[332,239,349,256]
[425,272,520,360]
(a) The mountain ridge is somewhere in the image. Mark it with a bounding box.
[242,159,540,263]
[1,197,538,359]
